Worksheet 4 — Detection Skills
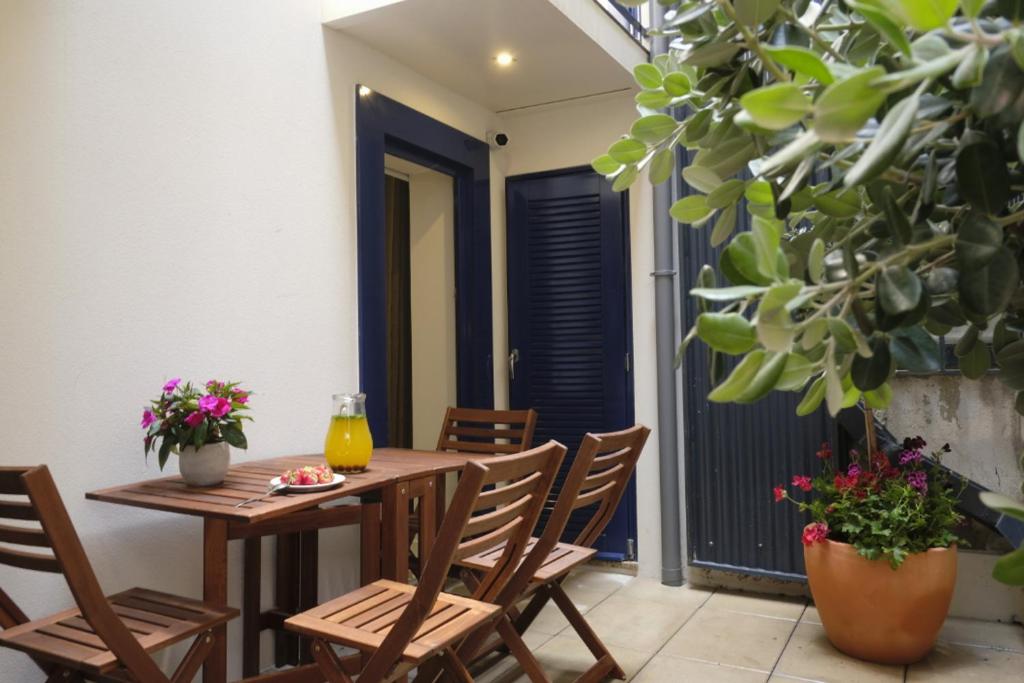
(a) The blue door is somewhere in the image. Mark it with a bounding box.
[506,167,637,560]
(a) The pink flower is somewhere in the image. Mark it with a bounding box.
[184,411,205,428]
[199,395,232,418]
[791,475,813,492]
[907,470,928,494]
[802,522,829,546]
[773,485,786,502]
[162,378,181,394]
[847,463,862,478]
[140,409,157,429]
[899,449,923,465]
[233,390,249,404]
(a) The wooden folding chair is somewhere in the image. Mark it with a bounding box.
[409,407,539,575]
[0,465,237,682]
[285,440,566,683]
[452,425,651,683]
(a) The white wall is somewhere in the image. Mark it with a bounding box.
[494,91,665,579]
[408,169,457,450]
[0,1,499,678]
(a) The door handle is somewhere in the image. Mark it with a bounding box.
[509,349,520,381]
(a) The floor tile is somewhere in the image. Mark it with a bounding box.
[561,568,633,599]
[937,617,1024,653]
[773,622,904,683]
[582,593,695,653]
[705,590,807,620]
[634,654,769,682]
[472,629,554,683]
[907,642,1024,682]
[615,577,715,608]
[531,633,649,682]
[660,606,795,671]
[801,606,821,625]
[516,585,609,637]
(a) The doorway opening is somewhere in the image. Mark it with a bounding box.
[382,155,458,450]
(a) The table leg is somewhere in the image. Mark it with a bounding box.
[203,518,229,683]
[297,529,319,664]
[274,533,301,667]
[380,482,410,582]
[242,537,262,678]
[418,477,437,569]
[360,500,382,585]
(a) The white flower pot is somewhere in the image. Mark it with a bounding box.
[178,442,230,487]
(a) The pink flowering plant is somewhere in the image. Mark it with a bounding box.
[775,438,964,568]
[141,378,252,469]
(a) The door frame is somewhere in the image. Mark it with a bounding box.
[504,165,638,559]
[355,87,493,444]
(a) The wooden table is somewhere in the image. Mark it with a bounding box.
[86,449,488,683]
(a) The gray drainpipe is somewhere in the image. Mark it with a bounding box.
[650,0,684,586]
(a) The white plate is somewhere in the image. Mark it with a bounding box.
[270,473,345,492]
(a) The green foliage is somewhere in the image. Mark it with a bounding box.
[597,0,1024,421]
[778,438,965,568]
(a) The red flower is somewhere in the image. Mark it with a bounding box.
[815,442,832,460]
[791,475,813,492]
[802,522,829,545]
[773,485,786,502]
[834,473,855,493]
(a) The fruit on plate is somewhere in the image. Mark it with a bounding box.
[281,464,334,486]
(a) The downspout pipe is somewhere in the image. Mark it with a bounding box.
[650,0,684,586]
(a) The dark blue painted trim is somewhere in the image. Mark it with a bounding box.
[355,88,493,444]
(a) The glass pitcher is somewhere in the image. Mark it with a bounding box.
[324,393,373,472]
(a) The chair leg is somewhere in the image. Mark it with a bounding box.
[310,638,355,683]
[439,647,473,683]
[494,616,550,683]
[548,583,625,681]
[513,584,552,635]
[45,668,83,682]
[171,630,215,683]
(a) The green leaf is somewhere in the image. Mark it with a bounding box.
[631,114,679,143]
[796,375,827,415]
[890,0,958,30]
[952,44,989,89]
[670,195,713,224]
[777,353,816,391]
[633,63,663,89]
[707,179,746,209]
[682,42,743,67]
[813,188,861,218]
[970,49,1024,127]
[844,92,920,187]
[980,492,1024,522]
[763,46,834,84]
[158,439,172,471]
[996,340,1024,391]
[723,233,774,286]
[752,217,783,281]
[957,132,1010,214]
[683,166,722,194]
[814,67,887,143]
[808,239,825,284]
[864,382,894,409]
[733,0,780,26]
[690,285,767,301]
[957,212,1003,269]
[736,352,789,403]
[648,148,675,185]
[696,312,757,355]
[880,187,912,246]
[960,339,991,379]
[221,423,248,449]
[739,83,812,131]
[1018,121,1024,163]
[825,359,845,416]
[960,0,986,17]
[878,266,922,315]
[612,165,638,192]
[710,204,739,247]
[664,72,691,96]
[890,327,941,373]
[802,319,828,350]
[959,247,1020,317]
[847,2,912,57]
[709,350,766,402]
[608,138,647,164]
[744,180,773,205]
[992,546,1024,586]
[851,337,893,390]
[592,154,623,175]
[193,419,209,448]
[636,90,672,109]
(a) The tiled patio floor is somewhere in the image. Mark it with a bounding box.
[471,568,1024,683]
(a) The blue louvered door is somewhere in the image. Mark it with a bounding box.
[506,167,636,560]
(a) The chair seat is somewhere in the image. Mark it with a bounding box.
[0,587,237,674]
[286,579,499,663]
[459,537,596,582]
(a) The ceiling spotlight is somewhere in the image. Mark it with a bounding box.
[495,52,515,67]
[358,85,372,97]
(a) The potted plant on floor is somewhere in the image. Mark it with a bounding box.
[775,432,964,664]
[141,378,251,486]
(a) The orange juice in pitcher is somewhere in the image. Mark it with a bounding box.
[324,393,373,472]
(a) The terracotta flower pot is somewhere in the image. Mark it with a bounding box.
[803,530,957,665]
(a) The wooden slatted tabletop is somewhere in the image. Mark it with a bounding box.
[86,448,486,524]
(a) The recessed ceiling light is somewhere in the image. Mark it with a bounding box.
[495,52,515,67]
[358,85,372,97]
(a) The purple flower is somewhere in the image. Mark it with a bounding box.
[162,378,181,394]
[847,463,862,478]
[140,409,157,429]
[899,449,923,465]
[907,470,928,494]
[199,395,232,418]
[184,411,205,428]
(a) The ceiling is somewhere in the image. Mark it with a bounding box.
[323,0,643,112]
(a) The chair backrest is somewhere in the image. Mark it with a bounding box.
[0,466,169,682]
[360,441,565,681]
[435,407,538,455]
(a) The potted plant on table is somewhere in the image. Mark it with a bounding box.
[141,378,251,486]
[775,435,964,664]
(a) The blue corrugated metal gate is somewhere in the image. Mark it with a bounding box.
[677,167,834,580]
